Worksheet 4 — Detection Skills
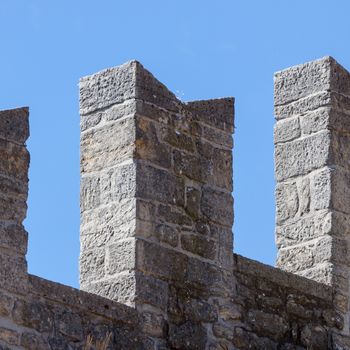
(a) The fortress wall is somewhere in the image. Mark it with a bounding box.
[1,57,350,349]
[0,274,145,349]
[79,61,238,348]
[234,254,338,349]
[274,57,350,339]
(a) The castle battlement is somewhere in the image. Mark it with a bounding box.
[0,57,349,349]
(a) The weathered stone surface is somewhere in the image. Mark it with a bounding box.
[136,162,185,206]
[80,117,135,173]
[135,116,172,168]
[275,131,331,181]
[275,91,332,120]
[106,239,136,275]
[181,233,216,260]
[276,210,332,248]
[0,107,29,144]
[202,124,233,149]
[185,186,201,219]
[80,247,106,284]
[0,223,27,254]
[0,328,19,347]
[299,107,330,135]
[248,310,288,341]
[187,98,234,132]
[3,59,348,350]
[80,99,137,131]
[274,57,332,106]
[277,235,335,273]
[80,61,138,115]
[201,186,233,226]
[20,332,50,350]
[168,321,207,350]
[0,140,29,183]
[274,116,301,143]
[0,252,27,293]
[275,181,299,224]
[137,240,188,282]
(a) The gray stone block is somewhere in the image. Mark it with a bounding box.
[274,116,301,143]
[0,107,29,144]
[275,131,330,181]
[274,56,332,106]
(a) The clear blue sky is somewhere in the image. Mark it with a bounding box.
[1,0,349,288]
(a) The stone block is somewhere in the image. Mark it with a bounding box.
[57,311,83,341]
[13,300,53,333]
[80,199,136,246]
[276,235,333,273]
[81,272,137,304]
[0,107,29,144]
[136,199,156,222]
[136,162,184,207]
[186,98,234,132]
[274,116,301,143]
[181,233,216,260]
[106,239,136,275]
[0,140,29,182]
[173,149,209,183]
[185,186,201,219]
[0,291,14,317]
[186,258,224,290]
[202,124,233,149]
[157,203,193,227]
[79,61,137,115]
[300,325,328,350]
[98,163,137,206]
[330,56,350,96]
[79,247,106,284]
[0,222,27,254]
[135,116,171,168]
[0,195,27,222]
[137,240,188,282]
[168,321,207,350]
[275,181,299,224]
[0,252,27,293]
[80,99,137,132]
[140,311,166,338]
[80,117,135,173]
[134,61,180,113]
[154,223,179,247]
[276,210,332,248]
[275,91,332,120]
[135,272,169,311]
[300,107,330,135]
[275,131,330,181]
[330,132,350,169]
[0,328,19,347]
[20,333,50,350]
[247,310,288,341]
[159,124,195,153]
[201,185,233,227]
[0,175,27,199]
[274,57,332,106]
[183,298,217,323]
[196,140,233,191]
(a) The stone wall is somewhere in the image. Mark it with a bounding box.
[79,60,236,348]
[1,57,350,349]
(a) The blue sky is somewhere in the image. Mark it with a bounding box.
[0,0,349,288]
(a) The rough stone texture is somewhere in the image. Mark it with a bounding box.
[0,108,29,296]
[2,58,350,349]
[275,56,350,347]
[234,255,338,349]
[79,60,236,348]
